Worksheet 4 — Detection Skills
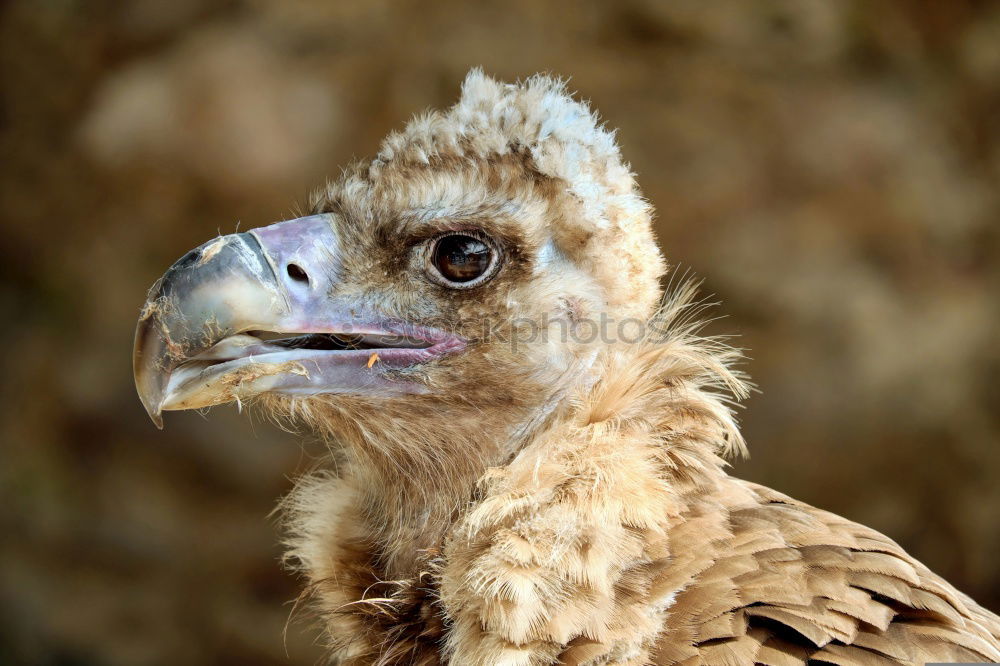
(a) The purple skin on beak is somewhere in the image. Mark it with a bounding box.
[133,214,465,428]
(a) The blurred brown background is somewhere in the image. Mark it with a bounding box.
[2,1,998,664]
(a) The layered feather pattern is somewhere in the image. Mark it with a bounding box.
[269,71,1000,664]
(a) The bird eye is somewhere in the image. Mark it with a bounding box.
[428,233,498,288]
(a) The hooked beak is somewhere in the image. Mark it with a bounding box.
[133,214,464,428]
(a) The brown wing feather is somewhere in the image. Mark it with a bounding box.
[654,480,1000,665]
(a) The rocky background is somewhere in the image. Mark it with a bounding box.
[2,1,998,664]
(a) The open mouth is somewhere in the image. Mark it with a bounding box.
[249,330,434,352]
[193,329,437,361]
[154,323,466,419]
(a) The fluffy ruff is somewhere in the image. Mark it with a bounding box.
[265,71,1000,664]
[279,286,1000,664]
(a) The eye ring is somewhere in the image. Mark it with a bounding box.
[425,230,501,289]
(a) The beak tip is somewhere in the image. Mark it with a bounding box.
[134,309,169,430]
[140,398,165,429]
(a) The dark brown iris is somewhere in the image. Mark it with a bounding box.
[432,234,492,283]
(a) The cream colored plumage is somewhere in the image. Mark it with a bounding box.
[135,70,1000,665]
[282,305,1000,664]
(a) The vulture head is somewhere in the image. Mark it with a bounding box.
[135,71,666,501]
[133,69,751,665]
[133,71,1000,664]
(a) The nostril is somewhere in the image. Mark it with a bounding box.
[286,263,310,285]
[175,249,201,268]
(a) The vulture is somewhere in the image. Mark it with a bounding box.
[134,70,1000,665]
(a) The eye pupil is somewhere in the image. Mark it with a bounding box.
[432,234,492,283]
